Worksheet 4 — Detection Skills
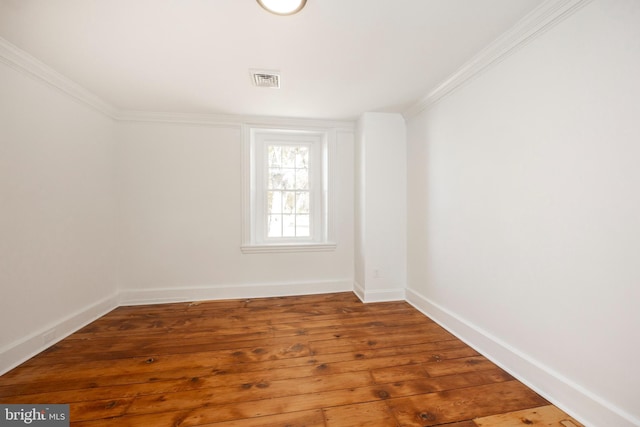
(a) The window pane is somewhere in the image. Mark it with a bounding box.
[296,147,309,168]
[283,191,295,214]
[268,146,281,167]
[282,215,296,237]
[281,169,295,190]
[296,215,310,236]
[282,146,296,168]
[267,191,282,214]
[269,169,284,189]
[267,215,282,237]
[296,192,309,214]
[295,169,308,190]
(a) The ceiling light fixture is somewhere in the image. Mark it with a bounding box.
[257,0,307,16]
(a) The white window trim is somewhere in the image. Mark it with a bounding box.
[241,125,336,254]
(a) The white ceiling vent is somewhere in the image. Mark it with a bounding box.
[250,70,281,88]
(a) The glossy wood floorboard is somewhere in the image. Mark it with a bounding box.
[0,292,583,426]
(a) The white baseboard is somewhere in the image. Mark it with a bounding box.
[405,287,640,427]
[7,283,634,427]
[353,281,405,303]
[0,281,352,375]
[353,281,365,302]
[119,280,354,306]
[0,293,119,376]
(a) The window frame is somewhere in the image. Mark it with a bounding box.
[241,125,336,253]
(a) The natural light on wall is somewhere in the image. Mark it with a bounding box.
[257,0,307,15]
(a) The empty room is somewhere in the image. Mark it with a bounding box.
[1,0,638,426]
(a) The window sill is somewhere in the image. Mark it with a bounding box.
[241,242,337,254]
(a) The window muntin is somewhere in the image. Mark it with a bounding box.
[266,144,311,238]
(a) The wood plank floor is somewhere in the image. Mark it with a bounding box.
[0,292,583,426]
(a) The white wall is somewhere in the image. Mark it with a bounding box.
[354,118,366,290]
[406,1,640,426]
[355,112,406,302]
[116,121,354,303]
[0,35,355,372]
[0,61,118,372]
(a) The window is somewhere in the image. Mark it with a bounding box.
[242,126,335,253]
[265,144,312,238]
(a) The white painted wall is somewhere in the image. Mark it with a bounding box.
[4,5,637,425]
[406,1,640,426]
[0,36,355,371]
[354,118,366,291]
[355,112,406,302]
[116,121,354,303]
[0,61,118,371]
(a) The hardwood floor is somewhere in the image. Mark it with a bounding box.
[0,292,583,426]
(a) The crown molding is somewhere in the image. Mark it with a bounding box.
[6,0,593,130]
[114,110,245,128]
[403,0,595,119]
[116,110,356,131]
[0,0,594,127]
[0,36,356,130]
[0,37,118,118]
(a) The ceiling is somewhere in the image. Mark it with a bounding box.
[0,0,543,120]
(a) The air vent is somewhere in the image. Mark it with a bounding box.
[250,70,281,88]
